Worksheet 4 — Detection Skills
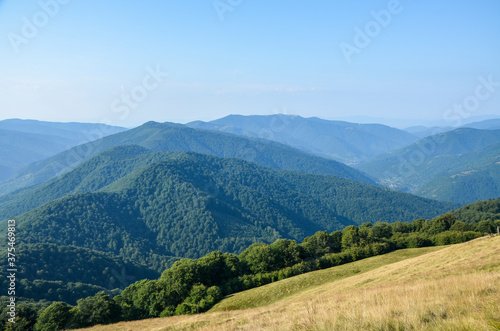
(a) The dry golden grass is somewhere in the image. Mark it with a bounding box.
[76,236,500,331]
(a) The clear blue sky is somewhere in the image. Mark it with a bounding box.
[0,0,499,127]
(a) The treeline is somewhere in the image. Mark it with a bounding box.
[8,213,499,330]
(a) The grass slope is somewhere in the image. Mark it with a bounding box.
[79,236,500,330]
[209,246,444,311]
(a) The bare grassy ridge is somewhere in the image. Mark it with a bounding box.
[77,236,500,331]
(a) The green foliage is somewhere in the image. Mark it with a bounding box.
[422,214,456,235]
[449,221,472,232]
[431,231,482,246]
[451,198,500,223]
[175,285,222,315]
[475,220,496,234]
[341,226,360,249]
[239,243,276,274]
[371,222,393,239]
[71,292,121,328]
[301,230,341,258]
[0,299,51,331]
[34,302,72,331]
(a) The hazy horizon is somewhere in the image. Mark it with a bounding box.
[1,1,499,127]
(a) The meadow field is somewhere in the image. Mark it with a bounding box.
[76,236,500,331]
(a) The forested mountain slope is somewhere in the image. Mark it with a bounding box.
[0,121,373,197]
[357,128,500,203]
[6,149,455,267]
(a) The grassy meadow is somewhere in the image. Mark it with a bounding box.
[76,236,500,331]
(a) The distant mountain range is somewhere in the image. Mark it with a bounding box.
[403,118,500,139]
[0,119,126,183]
[462,118,500,130]
[187,114,419,164]
[357,128,500,204]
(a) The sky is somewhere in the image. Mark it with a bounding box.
[0,0,499,128]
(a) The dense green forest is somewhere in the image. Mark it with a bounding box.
[0,244,159,304]
[4,151,455,267]
[0,146,176,221]
[0,121,373,197]
[3,197,499,330]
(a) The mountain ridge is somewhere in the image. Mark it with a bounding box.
[187,114,419,164]
[0,121,373,197]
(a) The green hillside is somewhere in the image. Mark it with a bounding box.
[209,246,444,312]
[0,243,159,305]
[450,197,500,223]
[0,121,373,197]
[188,114,418,164]
[3,197,498,329]
[6,150,455,266]
[0,146,177,221]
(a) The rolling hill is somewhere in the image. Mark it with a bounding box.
[75,235,500,331]
[0,121,373,197]
[187,114,419,164]
[6,149,455,263]
[0,119,126,184]
[357,128,500,203]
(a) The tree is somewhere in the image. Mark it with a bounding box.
[34,302,72,331]
[341,225,360,250]
[302,231,334,258]
[425,214,456,235]
[72,292,122,328]
[391,221,412,233]
[372,222,393,239]
[475,220,495,234]
[449,221,472,232]
[270,239,302,269]
[3,302,38,331]
[239,243,276,274]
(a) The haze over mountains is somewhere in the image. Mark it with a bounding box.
[188,114,419,164]
[358,128,500,204]
[0,119,126,183]
[186,115,500,204]
[0,120,373,197]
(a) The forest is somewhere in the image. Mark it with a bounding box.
[1,196,499,330]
